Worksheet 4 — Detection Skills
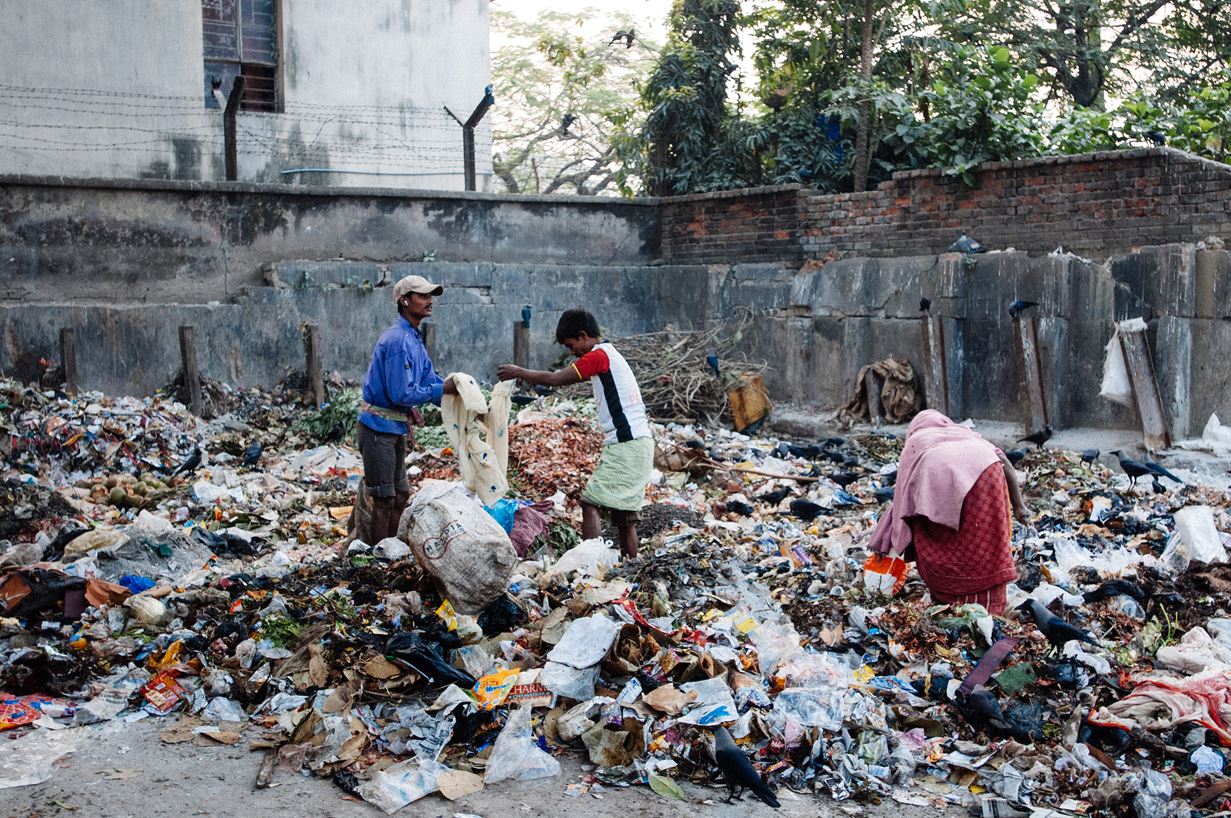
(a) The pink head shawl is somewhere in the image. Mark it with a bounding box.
[868,410,1001,557]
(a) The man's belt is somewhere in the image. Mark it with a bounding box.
[359,400,411,424]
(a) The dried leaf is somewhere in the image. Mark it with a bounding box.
[363,655,404,680]
[648,773,685,800]
[308,643,329,687]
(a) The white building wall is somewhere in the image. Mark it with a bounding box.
[0,0,491,190]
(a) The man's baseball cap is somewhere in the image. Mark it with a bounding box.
[392,274,444,300]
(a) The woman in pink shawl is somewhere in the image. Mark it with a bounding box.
[869,410,1029,614]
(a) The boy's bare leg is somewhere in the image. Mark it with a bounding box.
[581,499,602,539]
[618,524,638,559]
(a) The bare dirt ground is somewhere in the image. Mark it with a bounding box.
[3,718,965,818]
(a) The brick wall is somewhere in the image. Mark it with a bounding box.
[660,148,1231,263]
[660,185,805,264]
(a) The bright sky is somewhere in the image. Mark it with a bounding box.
[490,0,673,44]
[493,0,673,24]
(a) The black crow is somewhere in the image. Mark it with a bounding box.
[1009,299,1039,318]
[1109,450,1151,489]
[1017,599,1099,650]
[171,446,202,476]
[712,727,779,807]
[1018,426,1053,449]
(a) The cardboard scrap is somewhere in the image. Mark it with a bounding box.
[641,684,697,716]
[159,717,204,744]
[438,769,484,801]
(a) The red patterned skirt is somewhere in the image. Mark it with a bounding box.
[909,463,1016,614]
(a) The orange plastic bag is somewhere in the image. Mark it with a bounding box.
[862,554,908,596]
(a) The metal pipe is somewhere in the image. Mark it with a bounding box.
[223,75,246,181]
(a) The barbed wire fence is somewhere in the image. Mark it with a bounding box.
[0,83,493,180]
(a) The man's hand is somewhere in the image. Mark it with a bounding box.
[442,379,459,396]
[496,364,522,382]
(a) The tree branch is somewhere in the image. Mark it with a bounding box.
[1108,0,1171,54]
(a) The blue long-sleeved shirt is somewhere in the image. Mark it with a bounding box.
[358,316,443,434]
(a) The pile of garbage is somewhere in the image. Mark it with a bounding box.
[2,374,1231,817]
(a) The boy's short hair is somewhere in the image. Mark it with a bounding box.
[555,308,600,343]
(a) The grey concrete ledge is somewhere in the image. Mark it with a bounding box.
[659,184,803,204]
[0,173,662,208]
[886,147,1200,181]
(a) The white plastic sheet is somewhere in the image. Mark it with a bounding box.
[483,705,561,784]
[0,728,80,789]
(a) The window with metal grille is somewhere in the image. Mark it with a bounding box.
[202,0,279,112]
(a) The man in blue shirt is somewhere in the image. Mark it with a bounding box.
[357,274,457,542]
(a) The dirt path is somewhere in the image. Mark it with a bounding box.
[3,718,963,818]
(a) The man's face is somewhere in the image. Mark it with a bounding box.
[400,292,434,321]
[561,333,597,357]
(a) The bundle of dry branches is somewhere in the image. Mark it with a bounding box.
[598,309,769,425]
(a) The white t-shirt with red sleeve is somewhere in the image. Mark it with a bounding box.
[571,342,652,445]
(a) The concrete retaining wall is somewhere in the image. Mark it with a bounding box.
[0,176,660,305]
[0,261,711,397]
[4,247,1228,437]
[3,168,1229,436]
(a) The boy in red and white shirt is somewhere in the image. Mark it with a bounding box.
[497,309,655,557]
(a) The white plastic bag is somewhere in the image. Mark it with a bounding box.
[1099,318,1146,407]
[358,758,448,813]
[772,686,844,731]
[751,620,803,675]
[399,480,518,613]
[203,696,247,724]
[372,537,411,561]
[540,661,600,700]
[123,595,168,626]
[546,614,621,669]
[1174,506,1228,564]
[483,706,561,784]
[544,538,620,579]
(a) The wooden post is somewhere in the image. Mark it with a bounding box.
[178,325,203,416]
[513,321,530,370]
[1012,315,1049,436]
[420,322,435,359]
[920,315,948,415]
[863,370,883,426]
[59,327,78,396]
[303,323,325,408]
[1119,327,1171,451]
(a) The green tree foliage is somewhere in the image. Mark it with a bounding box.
[490,9,657,195]
[635,0,744,194]
[626,0,1231,195]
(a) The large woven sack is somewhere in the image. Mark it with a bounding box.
[398,480,517,614]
